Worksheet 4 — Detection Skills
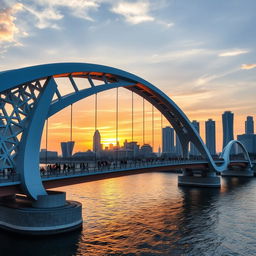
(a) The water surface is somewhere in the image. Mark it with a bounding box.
[1,172,256,256]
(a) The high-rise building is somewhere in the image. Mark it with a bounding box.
[245,116,254,134]
[175,132,182,156]
[67,141,75,157]
[222,111,234,149]
[93,130,102,152]
[61,142,68,158]
[190,120,200,156]
[162,126,175,153]
[61,141,75,158]
[205,119,216,155]
[237,134,256,154]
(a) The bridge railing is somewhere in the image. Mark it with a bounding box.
[39,159,207,179]
[0,158,252,185]
[0,170,20,184]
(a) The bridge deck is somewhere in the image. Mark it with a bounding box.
[0,160,251,197]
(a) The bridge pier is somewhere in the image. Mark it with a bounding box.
[0,191,82,235]
[221,167,254,177]
[178,169,221,188]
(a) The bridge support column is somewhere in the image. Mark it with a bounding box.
[0,191,82,235]
[221,167,254,177]
[178,170,220,188]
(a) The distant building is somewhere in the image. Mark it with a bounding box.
[124,140,139,157]
[140,144,153,157]
[245,116,254,134]
[175,132,182,157]
[222,111,234,149]
[237,134,256,154]
[205,119,216,155]
[190,120,200,156]
[72,150,95,160]
[61,141,75,158]
[40,149,58,160]
[93,130,102,152]
[162,126,175,154]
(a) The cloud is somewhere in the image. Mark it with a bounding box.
[240,64,256,70]
[218,49,249,57]
[23,0,100,29]
[194,69,237,86]
[151,48,213,63]
[0,3,23,42]
[23,6,63,29]
[111,1,155,24]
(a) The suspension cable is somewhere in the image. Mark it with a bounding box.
[94,93,97,169]
[161,114,163,155]
[143,98,145,145]
[95,93,98,132]
[70,104,73,142]
[152,105,154,152]
[70,104,73,167]
[132,91,134,142]
[45,118,48,168]
[132,91,134,161]
[116,87,119,165]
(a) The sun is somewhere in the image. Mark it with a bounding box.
[101,138,118,147]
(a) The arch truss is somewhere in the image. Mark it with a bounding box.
[0,63,252,199]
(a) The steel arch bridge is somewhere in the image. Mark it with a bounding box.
[0,63,252,199]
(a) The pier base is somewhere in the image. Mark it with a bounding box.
[178,170,220,188]
[0,191,82,235]
[221,168,254,177]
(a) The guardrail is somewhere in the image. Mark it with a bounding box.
[0,159,253,186]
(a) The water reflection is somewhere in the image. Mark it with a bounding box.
[0,173,255,256]
[0,229,82,256]
[221,176,253,191]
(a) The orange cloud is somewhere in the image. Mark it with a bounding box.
[240,64,256,70]
[0,3,23,42]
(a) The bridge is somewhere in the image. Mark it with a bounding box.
[0,62,253,235]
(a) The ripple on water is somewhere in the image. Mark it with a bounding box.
[1,173,256,256]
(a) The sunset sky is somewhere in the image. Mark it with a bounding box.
[1,0,256,153]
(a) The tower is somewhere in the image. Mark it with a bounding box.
[61,141,74,158]
[93,130,102,152]
[205,119,216,155]
[162,126,175,154]
[175,132,182,156]
[190,120,200,156]
[245,116,254,134]
[222,111,234,149]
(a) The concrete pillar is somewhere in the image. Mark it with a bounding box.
[178,170,221,188]
[0,191,82,235]
[221,167,254,177]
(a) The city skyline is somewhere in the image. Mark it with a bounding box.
[41,105,256,154]
[41,114,256,158]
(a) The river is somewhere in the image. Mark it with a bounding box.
[0,172,256,256]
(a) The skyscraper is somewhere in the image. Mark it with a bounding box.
[245,116,254,134]
[190,120,200,156]
[205,119,216,155]
[222,111,234,149]
[175,132,182,156]
[93,130,102,152]
[162,126,175,153]
[67,141,75,157]
[61,141,75,158]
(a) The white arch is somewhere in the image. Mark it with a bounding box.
[0,63,252,198]
[220,140,253,170]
